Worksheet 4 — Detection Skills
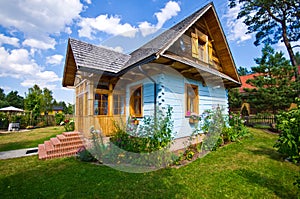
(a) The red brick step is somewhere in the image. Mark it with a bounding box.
[38,131,84,160]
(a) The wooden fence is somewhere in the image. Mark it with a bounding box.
[243,115,276,127]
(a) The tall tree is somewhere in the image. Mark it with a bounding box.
[228,88,243,109]
[295,51,300,65]
[229,0,300,68]
[41,88,54,114]
[0,88,9,108]
[245,44,298,113]
[66,103,74,115]
[5,91,24,109]
[237,66,252,76]
[24,85,43,121]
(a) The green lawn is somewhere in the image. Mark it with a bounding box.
[0,128,299,198]
[0,126,64,152]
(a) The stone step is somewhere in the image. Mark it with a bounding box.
[50,137,61,146]
[50,137,82,148]
[63,131,80,137]
[57,134,82,142]
[44,140,54,151]
[45,143,84,155]
[38,131,84,160]
[40,149,79,160]
[38,144,47,160]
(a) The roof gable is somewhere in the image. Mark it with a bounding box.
[62,2,241,87]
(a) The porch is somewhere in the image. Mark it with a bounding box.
[76,115,126,137]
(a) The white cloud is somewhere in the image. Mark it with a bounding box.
[0,34,20,47]
[23,38,56,50]
[84,0,92,4]
[0,47,60,89]
[224,3,252,44]
[78,14,138,39]
[46,54,64,65]
[139,1,180,36]
[154,1,181,29]
[65,27,72,35]
[0,0,83,49]
[78,1,180,39]
[138,21,158,37]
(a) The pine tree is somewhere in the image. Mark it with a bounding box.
[245,44,298,113]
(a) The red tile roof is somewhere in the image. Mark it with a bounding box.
[239,73,261,92]
[240,65,300,93]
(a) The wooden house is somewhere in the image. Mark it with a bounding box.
[41,106,64,116]
[62,3,241,138]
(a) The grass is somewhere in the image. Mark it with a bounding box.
[0,126,64,152]
[0,128,299,198]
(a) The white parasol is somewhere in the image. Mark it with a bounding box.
[0,106,24,112]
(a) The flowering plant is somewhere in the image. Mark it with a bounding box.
[61,119,75,132]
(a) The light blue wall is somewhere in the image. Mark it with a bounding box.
[125,75,160,118]
[125,65,229,138]
[156,69,228,138]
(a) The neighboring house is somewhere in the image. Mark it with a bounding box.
[238,66,300,114]
[62,3,241,138]
[239,73,260,94]
[41,106,64,116]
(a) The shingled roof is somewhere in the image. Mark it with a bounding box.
[63,2,240,87]
[69,39,130,73]
[123,3,212,70]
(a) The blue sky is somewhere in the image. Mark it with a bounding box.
[0,0,296,104]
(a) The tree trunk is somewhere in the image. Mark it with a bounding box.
[282,22,299,89]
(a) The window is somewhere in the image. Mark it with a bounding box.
[185,84,199,116]
[113,94,125,115]
[94,93,108,115]
[191,29,208,62]
[130,85,142,117]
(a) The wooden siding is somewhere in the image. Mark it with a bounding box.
[159,70,228,138]
[126,76,160,119]
[94,115,126,136]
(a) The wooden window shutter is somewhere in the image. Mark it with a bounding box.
[208,41,213,64]
[191,32,198,58]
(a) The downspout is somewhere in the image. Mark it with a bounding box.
[138,65,157,120]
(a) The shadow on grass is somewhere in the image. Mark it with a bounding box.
[236,169,298,199]
[0,135,57,152]
[0,157,186,198]
[248,146,284,162]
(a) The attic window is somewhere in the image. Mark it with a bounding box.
[191,29,208,63]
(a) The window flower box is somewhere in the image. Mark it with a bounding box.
[189,117,199,124]
[188,112,201,124]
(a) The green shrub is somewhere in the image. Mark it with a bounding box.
[0,112,9,129]
[77,147,97,162]
[201,107,249,151]
[111,106,174,153]
[55,113,65,125]
[274,98,300,163]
